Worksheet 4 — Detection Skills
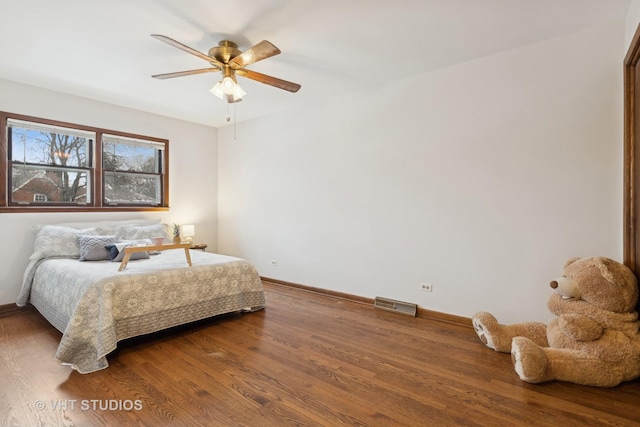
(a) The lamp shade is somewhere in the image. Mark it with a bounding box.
[221,76,236,94]
[232,84,246,100]
[210,82,224,99]
[182,224,195,237]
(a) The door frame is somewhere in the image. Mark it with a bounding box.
[624,23,640,274]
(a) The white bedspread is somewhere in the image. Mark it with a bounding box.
[17,250,265,373]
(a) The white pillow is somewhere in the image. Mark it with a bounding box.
[30,226,98,260]
[100,219,160,235]
[34,219,162,238]
[78,235,117,261]
[117,223,168,241]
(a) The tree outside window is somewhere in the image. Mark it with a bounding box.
[1,113,168,211]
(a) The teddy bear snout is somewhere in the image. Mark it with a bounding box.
[550,277,581,300]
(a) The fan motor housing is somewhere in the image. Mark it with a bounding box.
[208,40,241,64]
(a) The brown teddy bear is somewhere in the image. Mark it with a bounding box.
[472,256,640,387]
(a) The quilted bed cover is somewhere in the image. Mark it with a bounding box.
[17,249,265,373]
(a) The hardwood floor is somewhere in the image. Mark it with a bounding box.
[2,281,640,426]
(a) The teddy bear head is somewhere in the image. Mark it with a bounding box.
[550,257,638,313]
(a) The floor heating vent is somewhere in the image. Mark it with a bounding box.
[374,297,417,317]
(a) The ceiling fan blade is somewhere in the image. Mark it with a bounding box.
[229,40,281,68]
[152,68,220,80]
[236,69,301,93]
[151,34,223,67]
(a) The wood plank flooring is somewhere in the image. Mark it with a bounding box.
[2,281,640,426]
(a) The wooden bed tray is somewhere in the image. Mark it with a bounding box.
[118,243,192,271]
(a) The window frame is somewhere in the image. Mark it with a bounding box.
[0,111,170,213]
[101,133,166,207]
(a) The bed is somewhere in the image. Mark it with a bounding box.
[16,220,265,374]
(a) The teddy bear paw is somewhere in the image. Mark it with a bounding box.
[472,312,499,351]
[511,337,549,383]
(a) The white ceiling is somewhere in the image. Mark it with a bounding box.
[0,0,631,128]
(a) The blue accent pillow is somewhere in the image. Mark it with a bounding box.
[105,244,120,260]
[105,241,150,262]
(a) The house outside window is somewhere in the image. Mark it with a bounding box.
[0,111,169,212]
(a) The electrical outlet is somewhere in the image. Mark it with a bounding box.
[271,260,278,267]
[419,283,433,292]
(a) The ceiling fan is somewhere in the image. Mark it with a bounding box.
[150,34,301,103]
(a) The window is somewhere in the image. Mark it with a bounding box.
[9,118,93,205]
[102,134,164,206]
[0,111,169,212]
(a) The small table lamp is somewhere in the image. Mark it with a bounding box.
[181,224,195,244]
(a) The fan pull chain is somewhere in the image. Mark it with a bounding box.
[220,101,237,140]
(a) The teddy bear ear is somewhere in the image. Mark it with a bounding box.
[563,257,581,269]
[594,257,617,284]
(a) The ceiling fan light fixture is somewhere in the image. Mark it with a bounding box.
[210,81,224,99]
[211,80,245,102]
[233,83,246,100]
[221,76,237,95]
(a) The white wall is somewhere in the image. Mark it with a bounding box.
[0,78,218,305]
[626,0,640,50]
[218,20,625,324]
